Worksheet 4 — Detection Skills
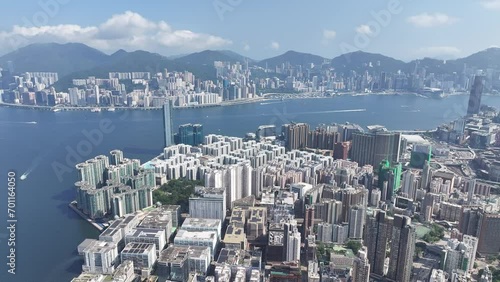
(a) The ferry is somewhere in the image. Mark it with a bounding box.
[107,107,116,112]
[52,108,61,112]
[91,108,101,113]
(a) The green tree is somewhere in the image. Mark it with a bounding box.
[346,241,362,255]
[152,178,203,212]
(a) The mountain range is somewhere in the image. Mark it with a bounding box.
[1,42,500,91]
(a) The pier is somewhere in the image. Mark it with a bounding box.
[68,201,104,232]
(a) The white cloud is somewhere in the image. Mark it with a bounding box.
[416,46,462,58]
[407,13,457,28]
[243,43,250,51]
[0,11,232,55]
[270,41,280,50]
[481,0,500,10]
[355,25,373,35]
[323,29,337,40]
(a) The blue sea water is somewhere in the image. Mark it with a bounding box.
[1,94,500,281]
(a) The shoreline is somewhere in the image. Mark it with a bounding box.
[68,201,104,232]
[2,92,499,112]
[0,97,267,112]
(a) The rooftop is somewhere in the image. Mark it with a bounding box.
[175,229,217,241]
[121,242,155,254]
[182,217,221,229]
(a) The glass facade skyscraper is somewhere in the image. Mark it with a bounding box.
[175,123,204,146]
[467,75,484,116]
[163,99,174,148]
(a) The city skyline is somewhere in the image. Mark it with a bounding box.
[1,1,500,60]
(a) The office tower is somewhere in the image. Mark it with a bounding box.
[176,123,204,146]
[352,247,370,282]
[189,187,226,222]
[466,75,484,116]
[283,123,310,150]
[348,205,365,239]
[364,210,392,276]
[378,160,402,197]
[477,212,500,255]
[350,130,401,167]
[410,144,432,169]
[387,215,416,282]
[163,99,174,148]
[95,85,100,105]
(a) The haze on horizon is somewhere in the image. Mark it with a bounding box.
[0,0,499,61]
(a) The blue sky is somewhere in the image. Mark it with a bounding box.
[0,0,499,60]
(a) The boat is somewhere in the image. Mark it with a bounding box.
[91,108,101,112]
[27,121,37,124]
[107,107,116,112]
[52,108,61,112]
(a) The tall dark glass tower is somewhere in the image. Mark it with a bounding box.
[162,99,174,148]
[467,75,484,116]
[175,124,204,146]
[387,215,416,282]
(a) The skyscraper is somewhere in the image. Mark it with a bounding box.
[364,210,392,276]
[378,160,402,197]
[477,212,500,255]
[348,205,365,239]
[467,75,484,116]
[163,99,174,148]
[350,130,401,167]
[353,247,370,282]
[283,123,310,150]
[175,124,204,146]
[388,215,416,282]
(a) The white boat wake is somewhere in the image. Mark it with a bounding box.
[0,121,37,125]
[302,109,367,114]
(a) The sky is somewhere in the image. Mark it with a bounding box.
[0,0,499,61]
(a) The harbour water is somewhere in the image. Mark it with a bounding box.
[1,94,500,281]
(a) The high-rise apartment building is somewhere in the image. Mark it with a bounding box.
[283,123,310,150]
[387,215,416,282]
[350,130,401,167]
[364,210,393,276]
[352,247,370,282]
[348,205,365,239]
